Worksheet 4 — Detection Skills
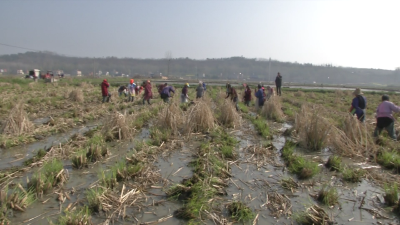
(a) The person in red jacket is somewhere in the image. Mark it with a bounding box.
[143,80,153,105]
[101,79,111,103]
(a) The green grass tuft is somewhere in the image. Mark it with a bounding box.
[384,183,399,206]
[227,201,255,222]
[317,185,339,206]
[342,167,365,183]
[325,155,342,172]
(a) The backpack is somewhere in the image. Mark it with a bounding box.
[357,96,366,109]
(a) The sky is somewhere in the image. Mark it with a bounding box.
[0,0,399,70]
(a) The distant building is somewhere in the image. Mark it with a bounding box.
[161,76,168,80]
[77,71,82,76]
[17,70,24,75]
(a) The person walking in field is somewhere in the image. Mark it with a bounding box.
[226,84,239,111]
[128,79,136,102]
[101,79,111,103]
[349,88,367,122]
[142,80,153,105]
[373,95,400,140]
[255,84,265,109]
[196,82,204,99]
[161,83,175,103]
[181,83,190,103]
[202,82,207,92]
[243,85,252,106]
[275,72,282,96]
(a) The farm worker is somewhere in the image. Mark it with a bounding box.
[226,84,239,111]
[181,83,190,103]
[261,86,267,103]
[349,88,366,122]
[142,80,153,105]
[196,82,204,99]
[266,86,273,100]
[160,83,175,103]
[101,79,111,103]
[275,72,282,96]
[202,82,207,92]
[128,79,136,102]
[255,84,265,108]
[157,83,166,96]
[118,85,127,97]
[226,83,230,95]
[243,85,252,106]
[373,95,400,140]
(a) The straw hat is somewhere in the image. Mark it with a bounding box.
[353,88,363,95]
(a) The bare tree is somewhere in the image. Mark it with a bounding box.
[165,51,172,77]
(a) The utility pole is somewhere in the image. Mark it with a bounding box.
[268,57,271,83]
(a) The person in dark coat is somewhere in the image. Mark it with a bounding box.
[226,84,239,111]
[349,88,367,122]
[275,72,282,96]
[101,79,111,103]
[143,80,153,105]
[243,85,252,106]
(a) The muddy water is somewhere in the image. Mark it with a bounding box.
[0,123,99,170]
[229,122,399,224]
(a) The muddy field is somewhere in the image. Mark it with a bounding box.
[0,77,399,225]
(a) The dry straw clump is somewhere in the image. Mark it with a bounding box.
[294,91,305,97]
[218,99,241,128]
[261,96,285,122]
[185,100,215,133]
[69,89,84,103]
[330,115,372,157]
[2,102,34,135]
[102,112,133,141]
[157,103,183,135]
[295,105,331,151]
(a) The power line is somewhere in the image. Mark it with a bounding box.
[0,43,42,52]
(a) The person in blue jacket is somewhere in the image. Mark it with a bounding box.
[255,84,265,108]
[202,82,206,92]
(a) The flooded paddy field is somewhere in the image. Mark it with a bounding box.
[0,78,399,224]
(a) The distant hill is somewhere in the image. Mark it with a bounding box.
[0,52,399,85]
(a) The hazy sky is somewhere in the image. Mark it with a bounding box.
[1,0,399,70]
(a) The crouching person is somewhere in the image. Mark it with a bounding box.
[374,95,400,140]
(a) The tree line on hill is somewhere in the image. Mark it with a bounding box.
[0,51,399,86]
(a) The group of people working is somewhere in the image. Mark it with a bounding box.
[350,88,400,140]
[101,79,207,105]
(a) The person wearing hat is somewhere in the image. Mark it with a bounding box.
[128,79,136,102]
[349,88,367,122]
[196,82,204,99]
[142,80,153,105]
[101,79,111,103]
[373,95,400,140]
[181,83,190,103]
